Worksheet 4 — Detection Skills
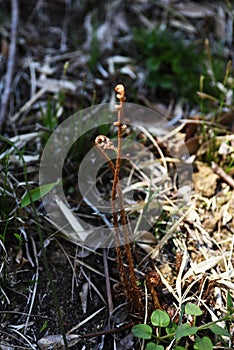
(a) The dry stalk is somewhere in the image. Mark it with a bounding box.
[0,0,19,132]
[95,84,143,314]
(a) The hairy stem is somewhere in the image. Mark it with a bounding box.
[112,85,143,313]
[95,85,143,315]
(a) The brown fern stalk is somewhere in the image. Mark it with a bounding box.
[95,85,143,314]
[112,85,143,314]
[94,135,129,295]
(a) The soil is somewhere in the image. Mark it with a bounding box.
[0,1,234,349]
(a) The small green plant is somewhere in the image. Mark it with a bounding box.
[14,233,23,247]
[89,33,100,71]
[41,98,59,131]
[132,299,233,350]
[39,320,48,333]
[134,29,205,103]
[197,50,234,165]
[198,39,233,116]
[20,179,60,208]
[40,61,68,141]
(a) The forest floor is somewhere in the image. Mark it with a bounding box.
[0,1,234,349]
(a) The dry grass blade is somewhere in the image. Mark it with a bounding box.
[67,306,106,334]
[183,253,230,280]
[154,265,180,303]
[74,257,118,283]
[24,235,39,334]
[0,132,42,160]
[81,267,107,306]
[55,197,89,242]
[9,327,37,350]
[151,206,194,259]
[137,124,168,171]
[54,238,108,312]
[11,88,47,122]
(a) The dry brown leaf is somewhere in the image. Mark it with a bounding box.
[37,78,77,93]
[135,231,157,254]
[174,2,213,18]
[218,141,234,155]
[220,203,233,226]
[185,135,200,155]
[79,282,89,314]
[183,254,229,280]
[119,65,137,79]
[0,344,14,350]
[106,55,132,75]
[135,231,157,244]
[55,197,89,242]
[37,334,80,350]
[170,19,196,34]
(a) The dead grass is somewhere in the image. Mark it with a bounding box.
[0,1,233,349]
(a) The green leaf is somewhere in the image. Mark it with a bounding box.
[227,291,234,313]
[39,320,48,333]
[175,323,198,339]
[21,180,60,208]
[194,336,213,350]
[151,309,170,327]
[14,233,22,245]
[166,322,177,336]
[174,347,187,350]
[146,343,164,350]
[185,303,203,316]
[146,343,157,350]
[131,324,152,339]
[209,324,231,337]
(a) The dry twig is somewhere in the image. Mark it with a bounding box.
[0,0,19,132]
[211,161,234,189]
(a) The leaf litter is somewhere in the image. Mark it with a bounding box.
[0,1,233,349]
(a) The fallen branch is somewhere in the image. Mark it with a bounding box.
[211,161,234,189]
[0,0,19,132]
